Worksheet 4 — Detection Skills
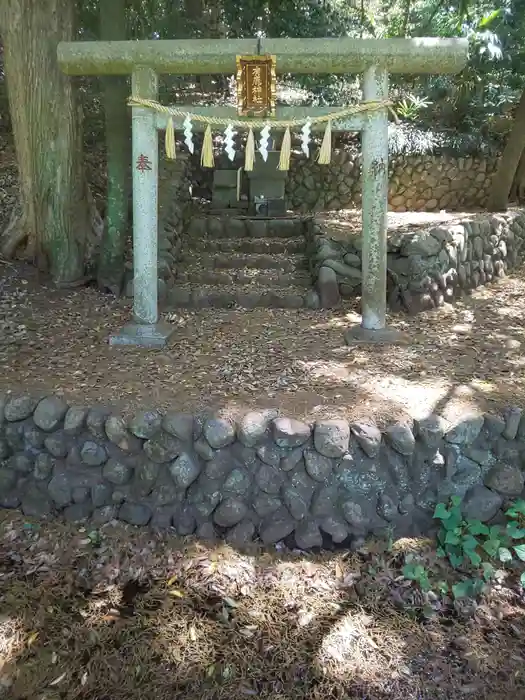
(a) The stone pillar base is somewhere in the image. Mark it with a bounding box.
[344,324,410,345]
[109,322,174,348]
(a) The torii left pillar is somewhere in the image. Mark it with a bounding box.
[110,66,174,348]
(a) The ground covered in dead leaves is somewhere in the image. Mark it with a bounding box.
[1,257,525,424]
[1,510,524,700]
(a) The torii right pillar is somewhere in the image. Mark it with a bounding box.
[348,65,391,339]
[345,64,406,345]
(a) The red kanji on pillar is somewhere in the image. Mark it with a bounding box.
[136,153,152,172]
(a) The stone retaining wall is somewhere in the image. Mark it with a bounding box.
[310,209,525,313]
[288,151,499,213]
[2,394,525,549]
[189,150,500,214]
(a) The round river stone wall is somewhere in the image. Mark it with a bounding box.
[287,151,499,213]
[309,209,525,313]
[1,394,525,550]
[187,148,500,214]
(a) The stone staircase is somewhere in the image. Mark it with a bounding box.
[167,215,318,309]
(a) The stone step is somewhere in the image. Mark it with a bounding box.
[187,216,307,240]
[189,236,306,255]
[176,267,312,287]
[180,252,306,272]
[167,283,316,310]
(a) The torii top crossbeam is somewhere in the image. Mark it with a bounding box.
[58,37,467,75]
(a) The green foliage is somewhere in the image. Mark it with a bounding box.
[87,529,101,546]
[395,95,432,121]
[432,496,525,598]
[434,495,488,570]
[451,577,486,599]
[505,498,525,520]
[402,496,525,602]
[402,558,432,592]
[70,0,525,142]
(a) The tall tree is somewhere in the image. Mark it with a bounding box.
[97,0,130,295]
[0,0,100,284]
[488,88,525,210]
[422,0,525,211]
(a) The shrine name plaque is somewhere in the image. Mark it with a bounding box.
[236,55,276,118]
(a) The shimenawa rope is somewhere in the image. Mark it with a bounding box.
[128,96,396,169]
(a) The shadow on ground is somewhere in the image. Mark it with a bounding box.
[1,512,525,700]
[2,260,525,424]
[299,268,525,423]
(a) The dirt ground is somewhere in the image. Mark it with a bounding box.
[1,509,525,700]
[315,207,488,243]
[0,226,524,426]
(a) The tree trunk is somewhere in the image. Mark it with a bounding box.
[511,148,525,204]
[184,0,205,35]
[488,87,525,212]
[0,0,96,284]
[97,0,130,296]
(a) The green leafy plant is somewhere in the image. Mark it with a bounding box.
[504,499,525,588]
[87,529,102,547]
[434,495,489,569]
[396,94,431,121]
[451,577,486,599]
[432,496,525,595]
[402,557,432,592]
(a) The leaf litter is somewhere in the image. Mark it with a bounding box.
[1,257,525,427]
[0,510,525,699]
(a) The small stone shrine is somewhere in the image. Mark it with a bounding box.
[211,150,288,216]
[211,55,287,216]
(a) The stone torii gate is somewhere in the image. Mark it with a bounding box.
[57,37,468,347]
